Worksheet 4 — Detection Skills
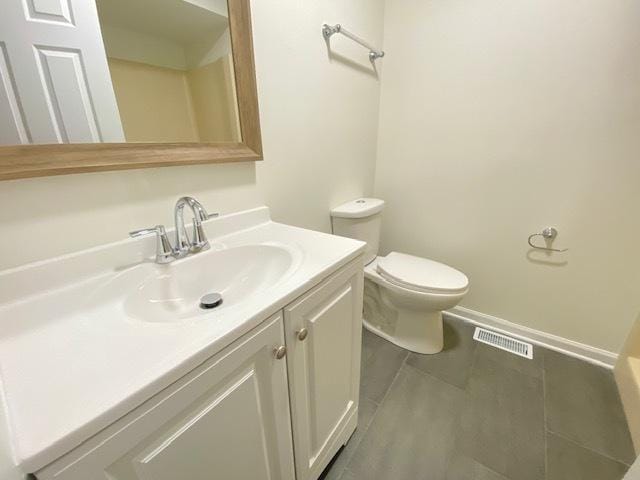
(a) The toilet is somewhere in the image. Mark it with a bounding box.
[331,198,469,354]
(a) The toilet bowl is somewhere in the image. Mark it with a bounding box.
[364,253,468,354]
[330,198,469,354]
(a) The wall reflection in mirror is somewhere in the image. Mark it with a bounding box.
[96,0,241,144]
[0,0,240,145]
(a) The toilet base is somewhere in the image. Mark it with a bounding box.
[363,310,444,354]
[363,278,446,355]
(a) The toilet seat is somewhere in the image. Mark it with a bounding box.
[377,252,469,295]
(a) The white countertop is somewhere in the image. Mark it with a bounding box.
[0,207,365,474]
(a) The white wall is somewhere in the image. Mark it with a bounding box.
[0,0,384,273]
[101,24,189,70]
[254,0,383,236]
[375,0,640,352]
[183,0,228,18]
[186,27,230,67]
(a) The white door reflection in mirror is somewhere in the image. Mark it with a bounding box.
[0,0,125,145]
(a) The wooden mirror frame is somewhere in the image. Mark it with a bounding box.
[0,0,261,181]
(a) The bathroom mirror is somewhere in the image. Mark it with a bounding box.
[0,0,261,180]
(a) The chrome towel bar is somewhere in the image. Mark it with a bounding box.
[528,227,568,253]
[322,23,385,62]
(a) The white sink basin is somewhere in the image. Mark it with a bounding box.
[123,244,296,323]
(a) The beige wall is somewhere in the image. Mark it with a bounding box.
[108,58,199,142]
[188,55,240,142]
[375,0,640,352]
[0,0,384,274]
[109,55,240,143]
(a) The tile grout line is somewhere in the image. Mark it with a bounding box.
[372,349,409,405]
[402,361,466,393]
[546,428,634,468]
[475,341,543,380]
[459,337,545,480]
[444,340,508,480]
[543,349,634,469]
[402,329,479,392]
[340,467,355,480]
[462,453,513,480]
[464,338,479,390]
[360,345,409,406]
[442,339,514,480]
[401,326,475,477]
[337,337,409,478]
[335,398,381,475]
[460,335,480,391]
[405,334,506,479]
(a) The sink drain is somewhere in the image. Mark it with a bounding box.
[200,293,223,310]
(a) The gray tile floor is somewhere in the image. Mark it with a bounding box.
[320,317,636,480]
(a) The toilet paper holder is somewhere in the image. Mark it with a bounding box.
[528,227,568,253]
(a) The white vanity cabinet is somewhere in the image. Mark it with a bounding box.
[35,258,364,480]
[36,314,296,480]
[284,259,364,480]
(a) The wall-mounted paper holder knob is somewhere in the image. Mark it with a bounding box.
[528,227,568,253]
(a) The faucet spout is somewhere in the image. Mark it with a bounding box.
[129,196,217,264]
[174,196,212,257]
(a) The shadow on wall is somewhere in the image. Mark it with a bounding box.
[525,249,568,267]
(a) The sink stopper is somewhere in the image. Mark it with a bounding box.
[200,293,223,310]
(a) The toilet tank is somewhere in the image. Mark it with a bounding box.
[330,198,385,265]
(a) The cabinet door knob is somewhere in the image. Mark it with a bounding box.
[296,328,309,341]
[274,346,287,359]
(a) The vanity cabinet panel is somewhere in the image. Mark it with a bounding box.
[36,314,295,480]
[284,258,364,480]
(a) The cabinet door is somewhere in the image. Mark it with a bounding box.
[284,258,364,480]
[37,314,295,480]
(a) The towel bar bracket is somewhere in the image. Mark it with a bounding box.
[322,23,385,62]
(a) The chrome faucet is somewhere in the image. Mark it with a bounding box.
[129,196,218,264]
[173,196,216,257]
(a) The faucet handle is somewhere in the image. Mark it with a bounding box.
[189,210,217,253]
[129,225,174,264]
[129,225,164,238]
[195,209,219,222]
[190,217,211,252]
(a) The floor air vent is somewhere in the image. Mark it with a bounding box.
[473,327,533,359]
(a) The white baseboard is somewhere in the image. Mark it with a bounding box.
[446,306,618,369]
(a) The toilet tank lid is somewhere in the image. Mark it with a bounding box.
[330,198,385,218]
